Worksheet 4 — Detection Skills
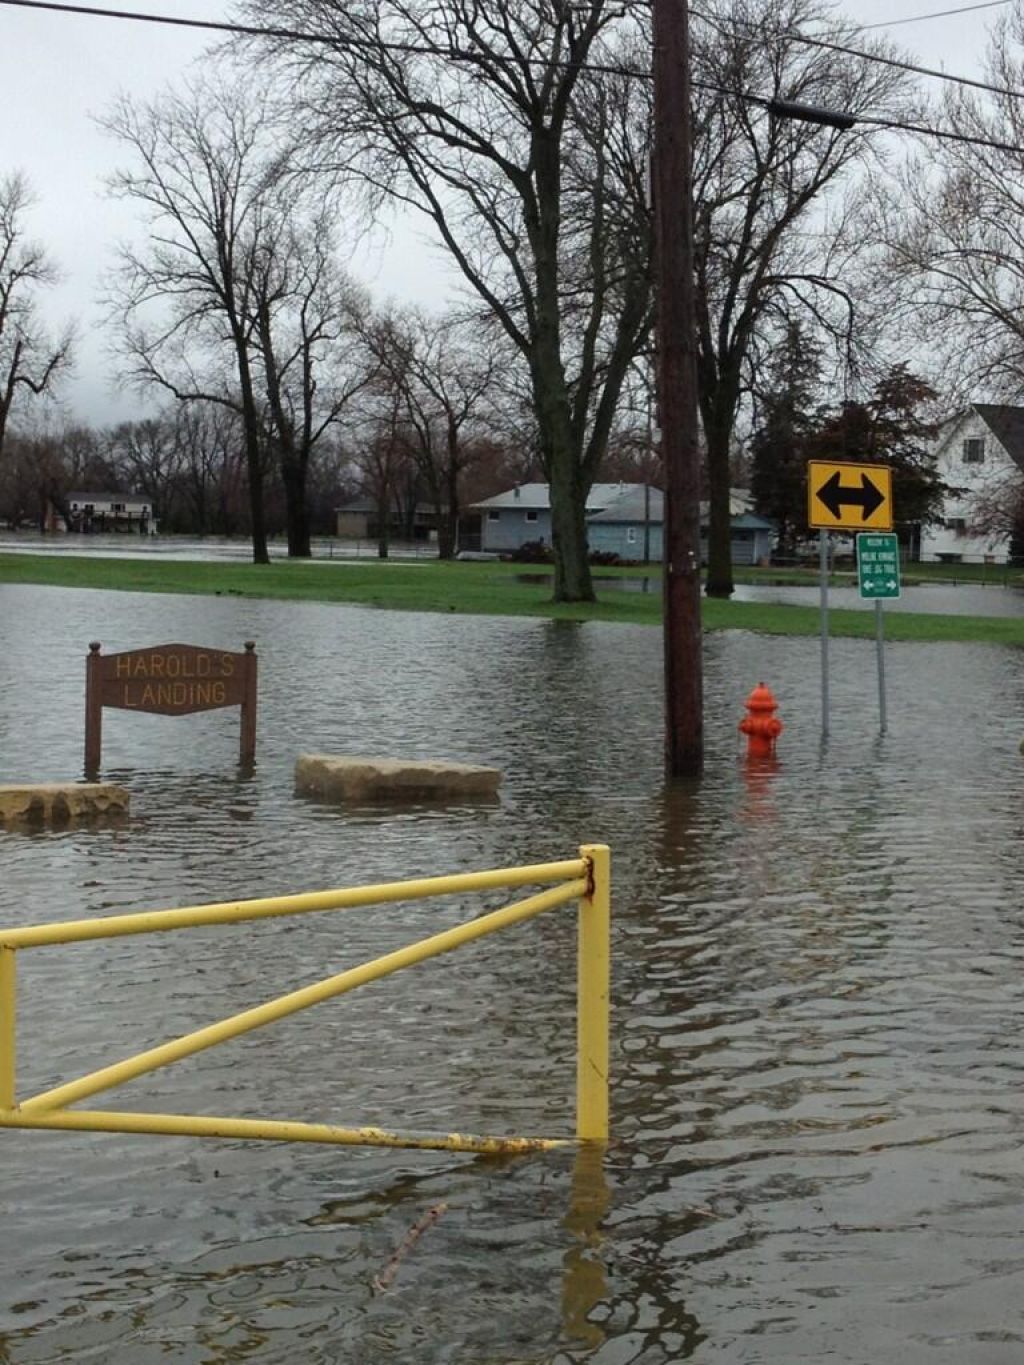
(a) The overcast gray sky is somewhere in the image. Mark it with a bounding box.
[0,0,1007,428]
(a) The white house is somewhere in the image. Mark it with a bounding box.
[65,492,155,535]
[920,405,1024,564]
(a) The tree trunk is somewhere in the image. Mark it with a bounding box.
[533,344,593,600]
[704,417,734,598]
[281,455,312,558]
[549,452,593,600]
[234,342,269,565]
[439,463,458,560]
[243,422,270,564]
[375,489,390,559]
[531,138,594,603]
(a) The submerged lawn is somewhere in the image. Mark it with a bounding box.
[2,551,1023,647]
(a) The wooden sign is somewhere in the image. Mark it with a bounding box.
[85,641,257,772]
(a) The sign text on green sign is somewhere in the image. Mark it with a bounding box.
[857,533,901,600]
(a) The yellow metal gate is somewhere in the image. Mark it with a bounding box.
[0,844,610,1154]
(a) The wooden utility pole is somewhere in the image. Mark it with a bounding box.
[653,0,704,776]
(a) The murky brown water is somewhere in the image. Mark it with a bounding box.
[2,584,1024,1363]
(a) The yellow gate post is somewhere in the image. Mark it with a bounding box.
[0,947,14,1110]
[577,845,610,1142]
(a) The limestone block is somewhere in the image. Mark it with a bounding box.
[295,755,501,803]
[0,784,130,829]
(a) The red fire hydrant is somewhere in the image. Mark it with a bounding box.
[739,682,783,758]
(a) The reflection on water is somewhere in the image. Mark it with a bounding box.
[2,584,1024,1362]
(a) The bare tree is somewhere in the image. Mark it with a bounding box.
[108,416,180,530]
[240,0,652,601]
[250,210,378,556]
[347,384,420,557]
[361,307,497,557]
[0,173,72,463]
[172,402,249,536]
[879,10,1024,407]
[102,80,293,563]
[690,0,915,595]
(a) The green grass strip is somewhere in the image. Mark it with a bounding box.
[1,551,1022,647]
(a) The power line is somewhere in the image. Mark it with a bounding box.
[4,0,1024,154]
[4,0,1023,106]
[855,108,1024,149]
[858,0,1011,32]
[690,4,1024,104]
[740,84,1024,154]
[0,0,639,80]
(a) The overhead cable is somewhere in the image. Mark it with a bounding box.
[4,0,1024,153]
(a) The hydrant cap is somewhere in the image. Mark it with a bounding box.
[745,682,778,712]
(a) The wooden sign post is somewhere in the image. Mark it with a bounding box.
[85,641,257,772]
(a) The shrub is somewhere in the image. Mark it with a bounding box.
[506,539,554,563]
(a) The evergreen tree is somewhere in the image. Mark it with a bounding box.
[806,365,944,531]
[749,323,824,558]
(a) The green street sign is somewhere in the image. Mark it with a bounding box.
[857,533,901,599]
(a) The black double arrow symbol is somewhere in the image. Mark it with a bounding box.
[816,471,885,521]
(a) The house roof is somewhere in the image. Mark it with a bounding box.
[471,482,641,512]
[472,481,768,528]
[67,491,148,505]
[336,497,434,516]
[698,492,758,517]
[728,512,775,530]
[587,486,664,523]
[972,405,1024,472]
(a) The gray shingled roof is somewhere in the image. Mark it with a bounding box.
[586,486,664,523]
[471,482,644,512]
[972,405,1024,472]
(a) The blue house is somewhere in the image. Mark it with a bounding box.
[587,485,664,560]
[700,505,776,566]
[472,482,774,563]
[472,482,637,553]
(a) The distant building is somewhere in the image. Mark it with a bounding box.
[65,493,154,535]
[469,482,773,563]
[335,497,438,542]
[920,405,1024,564]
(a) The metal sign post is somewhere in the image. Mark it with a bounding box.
[857,532,901,734]
[819,529,830,738]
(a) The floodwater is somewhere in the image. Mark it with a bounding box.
[517,573,1024,619]
[0,532,434,562]
[731,580,1024,618]
[1,584,1024,1363]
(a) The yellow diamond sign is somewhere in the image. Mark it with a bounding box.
[807,461,893,532]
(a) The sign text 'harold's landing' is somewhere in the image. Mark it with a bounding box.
[85,641,257,770]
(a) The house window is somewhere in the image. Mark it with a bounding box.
[525,510,538,523]
[945,517,967,534]
[626,527,638,544]
[488,510,500,521]
[111,503,125,513]
[962,438,985,464]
